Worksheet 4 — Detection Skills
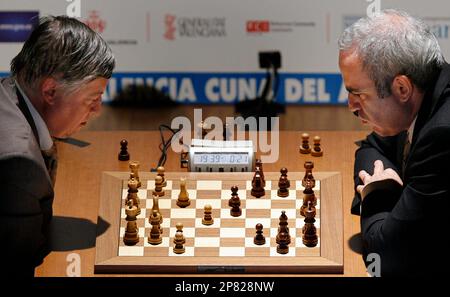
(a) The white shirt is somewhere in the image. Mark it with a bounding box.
[15,80,54,151]
[407,116,417,146]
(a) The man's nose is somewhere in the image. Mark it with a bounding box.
[347,93,360,115]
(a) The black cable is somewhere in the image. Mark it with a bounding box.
[150,124,187,172]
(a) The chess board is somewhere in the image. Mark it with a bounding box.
[95,172,343,274]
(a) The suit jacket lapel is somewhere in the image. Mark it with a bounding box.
[15,86,41,146]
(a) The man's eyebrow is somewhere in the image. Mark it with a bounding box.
[346,86,360,93]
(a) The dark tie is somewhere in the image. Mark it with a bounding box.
[41,142,58,186]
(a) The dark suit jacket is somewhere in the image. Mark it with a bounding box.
[352,64,450,276]
[0,77,54,279]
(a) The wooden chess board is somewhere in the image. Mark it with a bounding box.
[95,172,343,273]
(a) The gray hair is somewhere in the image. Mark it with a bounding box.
[338,9,445,98]
[11,15,115,94]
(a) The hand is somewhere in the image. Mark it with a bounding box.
[356,160,403,194]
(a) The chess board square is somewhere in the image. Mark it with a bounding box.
[119,246,143,256]
[220,218,245,228]
[246,209,270,218]
[195,237,220,247]
[171,189,197,200]
[270,200,296,210]
[195,199,222,209]
[169,246,194,256]
[197,180,222,190]
[246,180,272,190]
[269,247,296,257]
[220,208,246,219]
[220,237,245,247]
[269,189,297,200]
[146,198,171,209]
[270,227,296,238]
[245,218,271,229]
[295,237,321,248]
[244,237,270,247]
[219,247,245,257]
[171,208,196,218]
[194,218,221,228]
[220,189,246,200]
[245,199,271,209]
[245,247,270,256]
[195,227,220,237]
[220,228,245,238]
[169,227,196,238]
[143,236,170,247]
[270,209,296,219]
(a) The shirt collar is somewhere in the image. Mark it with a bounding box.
[407,116,417,144]
[15,80,54,151]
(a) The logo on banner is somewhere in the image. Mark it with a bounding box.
[246,19,314,35]
[164,14,176,40]
[0,11,39,42]
[84,10,106,33]
[247,21,270,33]
[164,14,227,40]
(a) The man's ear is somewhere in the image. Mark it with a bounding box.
[391,75,413,103]
[40,78,58,105]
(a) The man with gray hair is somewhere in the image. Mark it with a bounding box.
[0,16,115,278]
[339,9,449,276]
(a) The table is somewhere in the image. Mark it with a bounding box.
[35,130,369,277]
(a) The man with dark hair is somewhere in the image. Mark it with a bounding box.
[0,15,115,278]
[339,9,449,276]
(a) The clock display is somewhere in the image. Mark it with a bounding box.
[193,153,249,165]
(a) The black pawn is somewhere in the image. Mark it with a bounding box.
[302,201,318,247]
[254,223,266,245]
[277,231,289,254]
[230,186,242,217]
[280,167,290,188]
[277,175,289,198]
[118,139,130,161]
[229,185,239,207]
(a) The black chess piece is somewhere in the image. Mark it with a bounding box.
[277,231,289,254]
[230,187,242,217]
[229,185,239,207]
[280,167,290,188]
[118,139,130,161]
[276,211,291,245]
[251,172,265,198]
[277,175,289,198]
[254,223,266,245]
[302,201,318,247]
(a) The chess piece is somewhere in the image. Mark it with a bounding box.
[255,159,265,186]
[302,161,314,187]
[253,223,266,245]
[173,230,185,254]
[277,175,289,198]
[299,133,311,154]
[229,185,239,207]
[300,180,317,217]
[157,166,167,187]
[177,178,190,207]
[126,178,140,215]
[276,211,291,245]
[129,161,141,188]
[123,200,139,245]
[118,139,130,161]
[251,172,265,198]
[280,167,290,188]
[305,171,316,189]
[229,189,242,217]
[148,210,162,245]
[202,204,214,225]
[311,136,323,157]
[302,201,318,247]
[276,231,289,254]
[176,222,186,244]
[152,194,163,226]
[152,175,165,197]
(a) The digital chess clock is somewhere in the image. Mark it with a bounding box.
[187,139,254,172]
